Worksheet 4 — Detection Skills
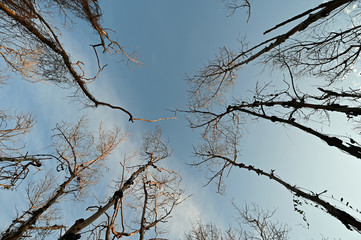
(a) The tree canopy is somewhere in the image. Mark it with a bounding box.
[1,0,361,239]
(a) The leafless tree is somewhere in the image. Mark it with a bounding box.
[185,203,290,240]
[0,121,183,240]
[222,0,251,21]
[68,128,184,240]
[0,0,142,121]
[186,221,233,240]
[1,117,122,240]
[0,110,50,190]
[187,0,361,234]
[189,0,356,109]
[0,2,182,240]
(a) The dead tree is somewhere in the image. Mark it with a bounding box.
[0,124,183,240]
[187,0,361,234]
[0,110,48,189]
[60,128,184,240]
[1,117,123,240]
[189,0,356,109]
[185,203,290,240]
[0,0,138,121]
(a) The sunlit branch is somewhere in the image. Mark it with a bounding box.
[0,2,134,121]
[59,160,154,240]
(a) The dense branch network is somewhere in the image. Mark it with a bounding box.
[0,111,43,189]
[187,0,361,234]
[0,121,183,240]
[186,203,291,240]
[189,0,355,108]
[0,0,139,121]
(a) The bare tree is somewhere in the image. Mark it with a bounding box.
[0,120,183,240]
[0,0,141,121]
[0,2,182,240]
[222,0,251,21]
[187,0,361,234]
[62,128,184,240]
[0,110,50,190]
[1,117,122,240]
[189,0,356,109]
[186,221,231,240]
[185,204,290,240]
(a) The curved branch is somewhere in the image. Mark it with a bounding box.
[0,2,134,121]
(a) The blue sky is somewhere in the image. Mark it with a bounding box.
[1,0,361,239]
